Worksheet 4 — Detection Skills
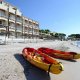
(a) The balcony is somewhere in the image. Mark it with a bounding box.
[0,27,6,31]
[9,25,15,32]
[9,28,15,32]
[16,15,22,23]
[24,31,28,34]
[33,32,39,35]
[28,30,32,34]
[23,25,28,28]
[16,19,22,23]
[0,14,7,21]
[33,24,39,29]
[24,22,29,26]
[0,23,6,31]
[9,19,15,23]
[16,19,22,25]
[9,14,15,21]
[9,26,15,29]
[0,3,7,11]
[16,27,22,32]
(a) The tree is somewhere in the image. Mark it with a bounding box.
[50,33,54,36]
[44,29,50,34]
[68,34,80,40]
[54,33,59,38]
[54,33,66,40]
[39,29,45,33]
[58,33,66,40]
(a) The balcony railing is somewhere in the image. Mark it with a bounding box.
[0,14,7,18]
[24,30,28,33]
[9,17,15,21]
[9,26,15,29]
[24,23,29,26]
[16,19,22,23]
[17,27,22,31]
[0,24,5,28]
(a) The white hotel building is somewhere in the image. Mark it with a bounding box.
[0,1,39,38]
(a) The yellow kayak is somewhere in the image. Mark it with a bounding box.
[22,47,64,75]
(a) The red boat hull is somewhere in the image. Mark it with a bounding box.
[38,47,80,60]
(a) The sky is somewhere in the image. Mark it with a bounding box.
[5,0,80,35]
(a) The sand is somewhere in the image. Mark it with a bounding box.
[0,40,80,80]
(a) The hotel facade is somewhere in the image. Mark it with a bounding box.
[0,1,39,39]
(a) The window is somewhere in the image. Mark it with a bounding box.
[17,16,21,22]
[9,14,15,20]
[0,21,2,24]
[0,10,6,17]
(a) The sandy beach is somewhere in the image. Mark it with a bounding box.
[0,40,80,80]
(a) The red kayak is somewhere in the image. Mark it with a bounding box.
[38,47,80,60]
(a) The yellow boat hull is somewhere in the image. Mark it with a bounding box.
[22,51,63,75]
